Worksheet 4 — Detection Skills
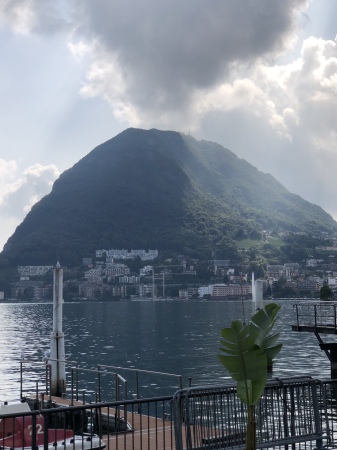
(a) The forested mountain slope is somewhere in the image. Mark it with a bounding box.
[1,128,336,266]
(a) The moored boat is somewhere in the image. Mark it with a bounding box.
[0,402,106,450]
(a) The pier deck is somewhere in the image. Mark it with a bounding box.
[291,324,337,334]
[46,396,175,450]
[292,302,337,377]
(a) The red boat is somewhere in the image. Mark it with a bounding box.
[0,403,106,450]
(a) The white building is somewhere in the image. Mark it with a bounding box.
[198,285,214,298]
[84,268,103,283]
[212,284,252,299]
[138,284,157,297]
[96,249,158,261]
[18,266,53,276]
[119,276,140,284]
[140,265,153,277]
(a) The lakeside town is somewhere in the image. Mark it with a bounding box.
[3,237,337,301]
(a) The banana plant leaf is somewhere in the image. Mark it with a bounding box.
[249,303,281,348]
[249,303,282,367]
[218,303,282,406]
[219,320,267,405]
[218,303,282,450]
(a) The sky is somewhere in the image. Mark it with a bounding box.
[1,0,337,251]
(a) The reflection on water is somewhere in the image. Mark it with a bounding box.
[0,299,334,400]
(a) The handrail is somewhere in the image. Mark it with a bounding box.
[19,360,191,405]
[293,302,337,329]
[98,364,188,400]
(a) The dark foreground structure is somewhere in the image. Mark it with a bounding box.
[292,302,337,378]
[2,377,337,450]
[173,377,335,450]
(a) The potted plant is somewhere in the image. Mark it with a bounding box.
[218,302,282,450]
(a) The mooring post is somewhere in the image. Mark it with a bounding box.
[50,262,66,397]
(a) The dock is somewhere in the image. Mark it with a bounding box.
[24,394,175,450]
[292,302,337,377]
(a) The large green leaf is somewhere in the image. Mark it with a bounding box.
[218,320,267,405]
[218,303,282,450]
[218,303,282,406]
[237,373,267,406]
[248,303,282,367]
[264,343,283,366]
[249,303,281,348]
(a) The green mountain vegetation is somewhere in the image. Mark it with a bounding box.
[1,128,336,267]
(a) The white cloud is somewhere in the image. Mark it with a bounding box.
[194,34,337,220]
[69,0,308,125]
[0,161,60,249]
[0,1,311,127]
[1,0,337,245]
[0,0,37,35]
[0,0,73,35]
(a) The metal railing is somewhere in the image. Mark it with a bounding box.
[5,377,337,450]
[1,395,175,450]
[97,364,191,398]
[173,378,337,450]
[4,378,337,450]
[293,302,337,329]
[20,361,51,404]
[69,364,190,404]
[19,360,191,405]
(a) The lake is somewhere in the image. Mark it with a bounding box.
[0,299,334,401]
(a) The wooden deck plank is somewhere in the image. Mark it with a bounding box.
[44,396,176,450]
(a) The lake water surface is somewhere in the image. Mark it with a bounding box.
[0,299,334,401]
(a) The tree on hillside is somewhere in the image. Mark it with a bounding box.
[320,284,333,301]
[272,276,296,298]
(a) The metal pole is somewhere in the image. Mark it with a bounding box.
[49,365,52,403]
[97,366,101,402]
[31,414,37,450]
[50,263,66,397]
[35,382,39,409]
[45,364,49,395]
[20,361,23,399]
[43,412,49,450]
[136,370,139,399]
[115,374,120,425]
[163,272,165,298]
[296,305,299,328]
[71,368,74,406]
[115,373,119,401]
[124,390,128,436]
[136,370,140,413]
[76,367,79,401]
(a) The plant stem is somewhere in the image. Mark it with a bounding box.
[246,405,256,450]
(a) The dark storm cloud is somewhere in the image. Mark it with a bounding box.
[1,0,308,115]
[75,0,307,109]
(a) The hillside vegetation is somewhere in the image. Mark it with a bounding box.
[1,128,336,267]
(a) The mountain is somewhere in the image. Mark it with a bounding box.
[1,128,336,266]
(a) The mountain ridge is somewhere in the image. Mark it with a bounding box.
[1,128,336,266]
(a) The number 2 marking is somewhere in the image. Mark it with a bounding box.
[28,424,43,435]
